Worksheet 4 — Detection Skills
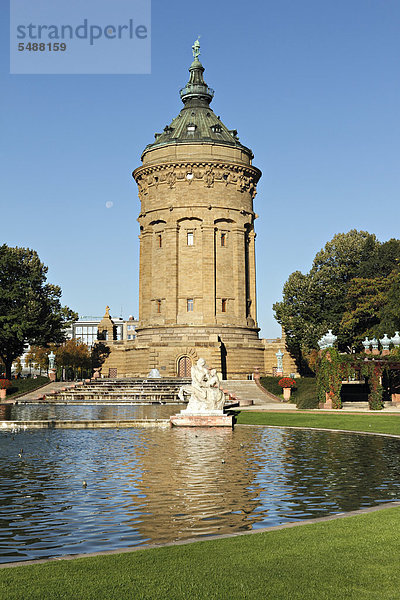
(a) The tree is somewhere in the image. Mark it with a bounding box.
[341,270,400,346]
[0,245,77,379]
[14,357,23,377]
[25,345,54,375]
[356,238,400,279]
[273,231,400,370]
[55,339,91,380]
[91,342,110,370]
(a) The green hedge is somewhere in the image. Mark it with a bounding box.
[260,376,318,409]
[293,378,318,409]
[6,376,50,398]
[260,376,283,397]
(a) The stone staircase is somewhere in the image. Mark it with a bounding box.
[36,378,192,404]
[221,380,282,406]
[342,401,399,411]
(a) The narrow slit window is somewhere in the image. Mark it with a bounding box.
[156,299,162,313]
[222,298,227,312]
[187,298,194,312]
[157,234,162,248]
[187,231,194,246]
[221,232,226,247]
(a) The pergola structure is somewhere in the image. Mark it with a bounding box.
[317,349,400,410]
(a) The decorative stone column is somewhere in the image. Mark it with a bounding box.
[232,227,247,324]
[201,224,216,323]
[321,393,333,409]
[391,393,400,406]
[164,223,179,323]
[139,230,153,323]
[371,338,379,355]
[246,230,257,327]
[380,334,391,356]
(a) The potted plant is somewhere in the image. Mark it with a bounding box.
[0,379,11,401]
[278,377,296,402]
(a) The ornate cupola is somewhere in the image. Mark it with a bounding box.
[141,39,254,162]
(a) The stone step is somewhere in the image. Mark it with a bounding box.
[56,394,179,402]
[33,378,192,404]
[57,388,183,393]
[93,378,191,384]
[342,402,370,409]
[221,380,281,405]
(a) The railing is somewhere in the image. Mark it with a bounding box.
[179,84,214,98]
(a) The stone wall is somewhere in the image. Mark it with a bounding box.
[98,138,300,379]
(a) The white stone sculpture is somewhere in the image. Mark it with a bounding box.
[148,368,161,378]
[178,358,225,412]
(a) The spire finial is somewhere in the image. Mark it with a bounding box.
[192,37,201,61]
[180,38,214,106]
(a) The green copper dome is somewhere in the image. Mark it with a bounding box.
[142,40,253,160]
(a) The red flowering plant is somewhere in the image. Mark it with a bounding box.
[278,377,296,389]
[0,379,11,390]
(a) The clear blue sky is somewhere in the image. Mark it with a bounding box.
[1,0,399,338]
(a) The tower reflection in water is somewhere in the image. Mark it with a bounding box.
[124,427,289,543]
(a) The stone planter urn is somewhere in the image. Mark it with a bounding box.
[0,389,6,400]
[283,387,291,402]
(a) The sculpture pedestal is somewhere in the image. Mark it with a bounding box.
[170,410,233,428]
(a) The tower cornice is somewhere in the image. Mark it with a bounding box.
[133,160,261,195]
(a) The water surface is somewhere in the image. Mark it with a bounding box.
[1,403,184,421]
[0,426,399,563]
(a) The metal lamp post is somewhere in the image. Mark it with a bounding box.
[48,351,56,382]
[275,349,284,376]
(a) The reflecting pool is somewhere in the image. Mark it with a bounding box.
[0,403,185,421]
[0,426,399,563]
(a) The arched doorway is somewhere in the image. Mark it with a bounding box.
[177,356,192,377]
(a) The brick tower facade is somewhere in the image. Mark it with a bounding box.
[101,42,297,379]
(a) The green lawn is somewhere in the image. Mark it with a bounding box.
[6,376,49,399]
[236,410,400,435]
[2,506,400,599]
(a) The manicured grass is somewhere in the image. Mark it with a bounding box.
[2,506,400,599]
[6,376,49,399]
[236,410,400,435]
[260,376,318,408]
